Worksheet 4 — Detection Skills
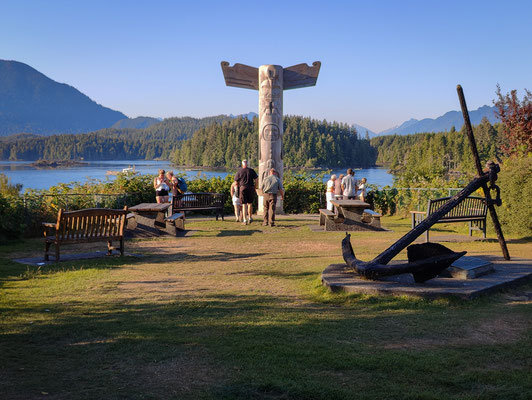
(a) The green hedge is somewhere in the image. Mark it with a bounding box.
[2,163,529,239]
[0,171,328,239]
[497,155,532,236]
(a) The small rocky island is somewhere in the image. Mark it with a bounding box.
[31,160,87,168]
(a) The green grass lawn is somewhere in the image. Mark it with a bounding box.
[1,215,531,399]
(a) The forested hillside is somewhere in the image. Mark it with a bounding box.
[0,115,377,168]
[0,132,168,161]
[0,115,235,161]
[370,118,504,183]
[171,116,377,168]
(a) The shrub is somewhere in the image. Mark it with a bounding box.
[0,193,27,241]
[282,171,326,213]
[497,155,532,236]
[0,170,331,239]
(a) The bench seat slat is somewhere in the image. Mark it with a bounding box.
[165,212,185,222]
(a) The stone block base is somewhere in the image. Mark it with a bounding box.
[322,257,532,300]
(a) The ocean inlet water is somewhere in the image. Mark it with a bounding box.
[0,160,394,191]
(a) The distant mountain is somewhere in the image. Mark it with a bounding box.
[352,124,378,138]
[229,112,258,121]
[0,60,127,136]
[111,116,161,129]
[378,105,499,136]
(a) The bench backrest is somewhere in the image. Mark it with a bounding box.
[172,193,225,212]
[427,196,487,219]
[55,207,128,240]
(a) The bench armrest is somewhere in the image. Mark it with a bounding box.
[410,211,426,228]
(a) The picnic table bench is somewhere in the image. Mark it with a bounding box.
[171,193,226,220]
[42,207,128,261]
[410,196,488,242]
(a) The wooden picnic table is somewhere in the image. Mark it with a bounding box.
[129,203,171,214]
[128,203,183,236]
[331,199,369,221]
[319,199,383,231]
[129,202,171,227]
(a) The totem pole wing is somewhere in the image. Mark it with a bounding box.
[220,61,259,90]
[283,61,321,90]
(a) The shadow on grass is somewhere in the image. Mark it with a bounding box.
[130,243,267,264]
[1,290,520,400]
[506,236,532,244]
[0,255,145,289]
[225,269,317,280]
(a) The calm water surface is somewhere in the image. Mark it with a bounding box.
[0,160,394,191]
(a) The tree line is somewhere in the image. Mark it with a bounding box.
[1,115,378,168]
[370,118,505,184]
[171,116,377,168]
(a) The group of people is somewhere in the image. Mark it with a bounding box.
[326,168,367,211]
[231,159,284,226]
[155,164,365,223]
[153,169,185,204]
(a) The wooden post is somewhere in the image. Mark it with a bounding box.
[456,85,510,260]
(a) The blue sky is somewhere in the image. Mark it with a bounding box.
[1,0,531,132]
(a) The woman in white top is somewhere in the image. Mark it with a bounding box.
[230,181,242,222]
[358,178,367,202]
[326,175,336,211]
[153,169,170,204]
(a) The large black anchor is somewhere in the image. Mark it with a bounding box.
[342,86,510,283]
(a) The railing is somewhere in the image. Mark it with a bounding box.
[21,192,148,211]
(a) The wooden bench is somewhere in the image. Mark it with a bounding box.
[164,212,186,231]
[361,209,382,226]
[172,193,226,220]
[411,196,487,242]
[42,207,128,261]
[319,208,336,226]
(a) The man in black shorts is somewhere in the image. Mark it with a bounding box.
[234,159,258,225]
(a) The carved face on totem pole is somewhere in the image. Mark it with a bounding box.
[258,65,283,185]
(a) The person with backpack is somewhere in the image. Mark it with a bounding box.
[167,171,187,200]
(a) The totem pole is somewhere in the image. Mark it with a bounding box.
[221,61,321,213]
